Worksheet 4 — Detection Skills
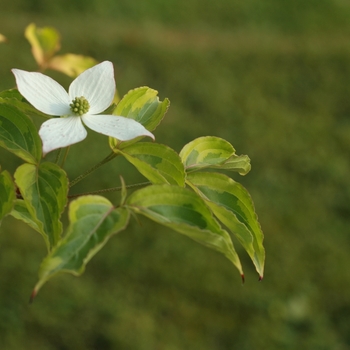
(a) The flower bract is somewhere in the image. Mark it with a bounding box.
[12,61,154,155]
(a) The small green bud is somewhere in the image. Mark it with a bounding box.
[70,96,90,116]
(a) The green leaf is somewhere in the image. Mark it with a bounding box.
[14,162,68,250]
[180,136,234,170]
[0,89,23,100]
[179,136,251,175]
[10,199,41,234]
[24,23,98,78]
[0,91,50,120]
[25,23,60,67]
[113,87,169,131]
[0,169,16,223]
[109,87,169,150]
[0,100,42,164]
[127,184,243,276]
[117,142,185,186]
[213,154,251,176]
[48,54,98,78]
[186,172,265,278]
[32,196,130,299]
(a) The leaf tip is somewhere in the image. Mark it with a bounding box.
[241,274,245,284]
[258,275,263,282]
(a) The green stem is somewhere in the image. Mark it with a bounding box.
[68,181,151,199]
[54,148,62,165]
[59,146,70,168]
[69,151,118,188]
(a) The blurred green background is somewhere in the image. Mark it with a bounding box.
[1,0,350,349]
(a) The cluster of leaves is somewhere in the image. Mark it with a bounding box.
[0,25,264,300]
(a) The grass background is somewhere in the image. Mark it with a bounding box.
[1,1,350,349]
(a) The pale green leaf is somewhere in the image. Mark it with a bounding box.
[32,196,130,298]
[127,184,243,276]
[109,87,169,150]
[25,23,60,67]
[48,54,98,78]
[180,136,234,170]
[117,142,185,186]
[0,169,16,223]
[180,136,250,175]
[0,100,42,164]
[14,162,68,250]
[213,154,251,175]
[186,172,265,278]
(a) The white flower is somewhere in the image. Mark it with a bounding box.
[12,61,154,155]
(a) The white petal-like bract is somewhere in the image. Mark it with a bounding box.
[39,117,88,155]
[68,61,115,115]
[12,69,71,116]
[82,114,155,141]
[12,61,154,155]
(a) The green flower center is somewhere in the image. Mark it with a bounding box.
[70,96,90,116]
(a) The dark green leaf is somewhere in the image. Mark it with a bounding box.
[0,100,42,164]
[186,172,265,278]
[10,199,41,233]
[127,184,243,275]
[32,196,130,298]
[117,142,185,186]
[14,162,68,250]
[0,169,16,223]
[0,89,23,100]
[0,91,50,120]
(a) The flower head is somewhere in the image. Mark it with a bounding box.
[12,61,154,155]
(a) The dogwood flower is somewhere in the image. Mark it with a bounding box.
[12,61,154,155]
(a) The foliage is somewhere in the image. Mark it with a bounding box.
[0,24,264,300]
[2,2,349,349]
